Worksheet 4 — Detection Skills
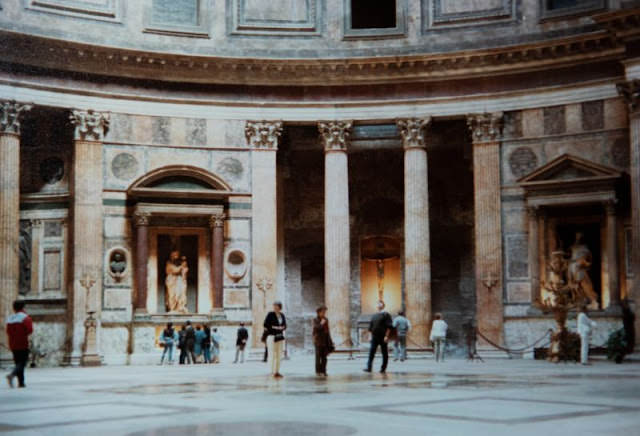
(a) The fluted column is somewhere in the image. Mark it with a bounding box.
[319,121,353,348]
[246,121,282,345]
[605,201,620,308]
[68,109,109,366]
[210,213,226,316]
[0,101,31,361]
[467,112,504,346]
[397,118,432,347]
[134,211,150,313]
[617,80,640,346]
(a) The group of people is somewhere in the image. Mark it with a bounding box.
[158,321,222,365]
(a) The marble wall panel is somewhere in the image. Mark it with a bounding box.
[542,138,603,163]
[148,147,211,171]
[565,103,581,134]
[132,115,153,144]
[507,282,530,303]
[24,0,121,22]
[43,249,61,290]
[152,117,171,145]
[31,321,66,367]
[230,0,319,36]
[582,100,604,131]
[506,233,528,280]
[100,326,129,355]
[521,109,544,138]
[103,146,145,190]
[211,151,251,192]
[225,218,250,240]
[543,106,566,135]
[186,118,207,146]
[604,98,628,131]
[426,0,515,28]
[225,289,250,307]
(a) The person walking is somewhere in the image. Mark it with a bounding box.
[178,326,189,364]
[5,301,33,388]
[364,300,392,374]
[202,325,212,364]
[211,328,222,363]
[392,311,411,362]
[430,313,448,362]
[263,301,287,378]
[159,322,178,365]
[194,326,206,363]
[312,305,334,376]
[578,306,597,365]
[234,322,249,364]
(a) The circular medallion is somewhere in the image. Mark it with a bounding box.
[508,147,538,178]
[39,157,65,185]
[216,157,243,182]
[111,152,139,181]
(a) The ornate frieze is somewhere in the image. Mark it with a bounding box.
[396,117,432,149]
[245,121,283,149]
[467,112,504,143]
[617,80,640,115]
[70,109,110,141]
[318,121,353,152]
[0,101,32,135]
[209,213,226,228]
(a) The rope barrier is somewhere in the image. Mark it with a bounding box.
[475,328,553,355]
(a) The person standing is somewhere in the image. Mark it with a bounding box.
[364,300,392,374]
[211,328,222,363]
[578,306,597,365]
[263,301,287,378]
[194,326,206,363]
[159,322,178,365]
[234,322,249,364]
[5,301,33,388]
[430,313,448,362]
[202,325,212,364]
[185,321,196,364]
[178,326,189,364]
[392,311,411,362]
[312,306,334,376]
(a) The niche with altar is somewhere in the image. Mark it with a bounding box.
[360,236,402,314]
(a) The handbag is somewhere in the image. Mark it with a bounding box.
[274,333,285,342]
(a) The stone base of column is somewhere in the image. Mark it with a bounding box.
[210,308,227,320]
[81,354,102,367]
[62,351,83,367]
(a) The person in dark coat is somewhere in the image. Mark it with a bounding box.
[178,326,188,364]
[185,321,196,364]
[263,301,287,378]
[364,300,393,374]
[312,305,334,376]
[234,322,249,364]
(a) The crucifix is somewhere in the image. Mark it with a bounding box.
[482,271,498,291]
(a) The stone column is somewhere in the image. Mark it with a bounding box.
[617,80,640,345]
[210,213,225,317]
[467,112,504,346]
[527,207,540,304]
[605,201,620,308]
[68,109,109,366]
[397,118,432,347]
[319,121,353,348]
[134,211,150,313]
[0,101,31,361]
[246,121,282,345]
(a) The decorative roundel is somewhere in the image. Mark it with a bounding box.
[508,147,538,178]
[111,152,139,181]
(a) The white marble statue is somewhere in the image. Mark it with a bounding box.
[165,250,189,313]
[568,232,599,309]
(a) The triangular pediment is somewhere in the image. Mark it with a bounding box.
[518,154,621,184]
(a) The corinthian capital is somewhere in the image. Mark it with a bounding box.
[467,112,504,143]
[318,121,352,151]
[245,121,283,149]
[209,213,226,228]
[0,100,32,135]
[617,80,640,115]
[133,211,151,226]
[70,109,110,141]
[396,117,432,149]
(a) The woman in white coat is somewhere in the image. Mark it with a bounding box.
[577,306,597,365]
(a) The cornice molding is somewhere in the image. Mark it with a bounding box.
[593,8,640,40]
[0,29,625,86]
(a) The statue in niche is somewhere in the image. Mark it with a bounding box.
[567,232,599,309]
[109,251,127,281]
[165,250,189,313]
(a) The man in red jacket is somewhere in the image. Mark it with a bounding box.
[5,300,33,388]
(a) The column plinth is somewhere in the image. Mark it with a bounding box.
[397,118,432,348]
[319,121,353,348]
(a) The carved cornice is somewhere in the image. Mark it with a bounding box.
[133,211,150,226]
[209,213,226,228]
[617,79,640,115]
[70,109,110,141]
[318,121,352,152]
[396,117,432,150]
[0,30,624,86]
[467,112,504,144]
[593,8,640,41]
[0,100,32,135]
[245,121,282,150]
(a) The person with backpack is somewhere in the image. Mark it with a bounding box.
[392,311,411,362]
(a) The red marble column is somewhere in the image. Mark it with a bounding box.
[134,212,150,313]
[210,213,225,312]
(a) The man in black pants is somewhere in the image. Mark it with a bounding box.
[364,300,393,374]
[6,301,33,388]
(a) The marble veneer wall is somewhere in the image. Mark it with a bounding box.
[501,97,630,351]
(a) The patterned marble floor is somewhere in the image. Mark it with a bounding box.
[1,356,639,435]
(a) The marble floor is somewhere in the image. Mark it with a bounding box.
[1,355,639,436]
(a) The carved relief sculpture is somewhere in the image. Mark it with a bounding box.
[108,250,127,282]
[0,100,32,134]
[567,232,599,309]
[69,109,110,141]
[318,121,353,151]
[165,250,189,313]
[245,121,283,149]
